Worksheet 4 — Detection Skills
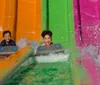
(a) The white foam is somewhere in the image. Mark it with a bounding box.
[81,45,98,57]
[81,45,100,68]
[17,38,28,49]
[35,52,70,63]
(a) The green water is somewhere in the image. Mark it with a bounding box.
[4,61,74,85]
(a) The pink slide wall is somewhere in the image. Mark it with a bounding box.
[82,53,100,85]
[73,0,100,85]
[73,0,100,47]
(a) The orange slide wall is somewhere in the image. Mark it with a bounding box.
[0,0,42,42]
[0,0,42,82]
[0,0,16,40]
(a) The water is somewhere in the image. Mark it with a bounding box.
[81,45,98,57]
[4,62,73,85]
[81,45,100,68]
[21,49,70,66]
[4,53,73,85]
[35,52,69,63]
[3,48,73,85]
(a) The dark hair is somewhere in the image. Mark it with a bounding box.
[41,30,52,38]
[3,30,11,37]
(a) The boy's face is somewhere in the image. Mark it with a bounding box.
[4,33,11,42]
[43,35,52,46]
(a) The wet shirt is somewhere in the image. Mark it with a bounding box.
[0,40,16,46]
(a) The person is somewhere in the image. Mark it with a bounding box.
[41,30,53,46]
[0,30,16,46]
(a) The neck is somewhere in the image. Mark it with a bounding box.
[44,42,52,46]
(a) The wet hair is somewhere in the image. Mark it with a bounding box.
[41,30,52,38]
[3,30,11,37]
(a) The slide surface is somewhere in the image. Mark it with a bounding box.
[0,0,17,40]
[74,0,100,85]
[0,46,33,85]
[16,0,42,42]
[3,49,92,85]
[4,61,74,85]
[0,0,97,85]
[74,0,100,46]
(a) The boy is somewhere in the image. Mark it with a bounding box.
[0,30,16,46]
[41,30,53,46]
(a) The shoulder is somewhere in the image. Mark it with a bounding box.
[10,40,16,45]
[1,40,6,43]
[0,40,6,46]
[10,40,16,43]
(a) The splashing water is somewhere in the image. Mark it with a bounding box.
[81,45,98,57]
[35,49,70,63]
[81,45,100,68]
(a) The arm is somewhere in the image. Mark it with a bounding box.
[11,40,16,46]
[0,40,5,46]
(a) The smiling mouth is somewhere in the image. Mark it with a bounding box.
[46,42,49,43]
